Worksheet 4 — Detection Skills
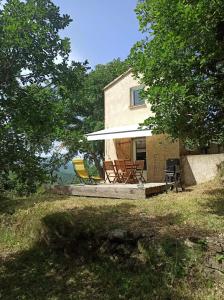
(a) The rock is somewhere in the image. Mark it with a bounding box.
[108,229,127,242]
[184,238,195,248]
[189,236,202,244]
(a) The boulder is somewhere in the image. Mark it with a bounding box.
[108,229,127,242]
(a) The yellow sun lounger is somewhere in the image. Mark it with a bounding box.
[72,159,102,184]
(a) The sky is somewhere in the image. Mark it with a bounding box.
[53,0,143,68]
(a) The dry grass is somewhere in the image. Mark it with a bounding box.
[0,180,224,299]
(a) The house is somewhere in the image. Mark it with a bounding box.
[87,69,224,185]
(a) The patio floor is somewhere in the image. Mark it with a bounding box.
[50,182,167,200]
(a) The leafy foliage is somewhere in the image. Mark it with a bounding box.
[0,0,87,194]
[130,0,224,150]
[61,59,129,176]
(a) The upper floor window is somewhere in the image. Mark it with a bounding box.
[130,85,145,107]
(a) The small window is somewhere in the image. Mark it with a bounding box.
[130,86,145,107]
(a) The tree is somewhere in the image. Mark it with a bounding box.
[0,0,87,194]
[61,59,129,177]
[130,0,224,150]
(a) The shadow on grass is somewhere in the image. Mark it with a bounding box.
[0,192,67,215]
[203,187,224,216]
[0,203,211,300]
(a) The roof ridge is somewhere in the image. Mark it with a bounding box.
[103,68,133,91]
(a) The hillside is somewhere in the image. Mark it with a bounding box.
[0,180,224,299]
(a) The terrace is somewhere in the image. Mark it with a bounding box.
[50,182,168,200]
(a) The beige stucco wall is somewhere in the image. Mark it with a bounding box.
[146,135,180,182]
[104,72,181,182]
[103,71,224,185]
[104,71,153,128]
[105,134,180,182]
[182,154,224,185]
[105,139,117,161]
[104,71,153,165]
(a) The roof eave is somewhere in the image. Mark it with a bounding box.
[103,68,133,91]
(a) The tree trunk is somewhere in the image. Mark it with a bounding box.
[86,152,104,179]
[93,156,104,178]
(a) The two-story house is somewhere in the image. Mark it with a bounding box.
[86,69,180,182]
[86,69,224,184]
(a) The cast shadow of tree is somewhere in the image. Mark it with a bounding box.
[0,203,212,300]
[202,186,224,216]
[0,192,68,215]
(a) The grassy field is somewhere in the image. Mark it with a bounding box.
[0,180,224,299]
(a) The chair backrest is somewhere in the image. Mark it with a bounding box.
[114,159,126,173]
[72,159,89,178]
[166,159,180,173]
[135,160,144,170]
[124,160,135,169]
[103,161,115,171]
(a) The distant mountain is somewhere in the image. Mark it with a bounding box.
[54,160,99,185]
[55,161,78,185]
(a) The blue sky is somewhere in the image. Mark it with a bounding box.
[53,0,142,68]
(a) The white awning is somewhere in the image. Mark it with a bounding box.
[86,124,152,141]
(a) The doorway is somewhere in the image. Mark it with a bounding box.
[133,137,147,180]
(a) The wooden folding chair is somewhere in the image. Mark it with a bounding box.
[135,160,146,183]
[103,161,119,183]
[114,160,126,183]
[72,159,102,184]
[124,160,138,183]
[114,160,138,184]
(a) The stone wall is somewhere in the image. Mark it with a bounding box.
[181,153,224,186]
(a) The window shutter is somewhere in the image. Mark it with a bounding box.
[115,139,132,160]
